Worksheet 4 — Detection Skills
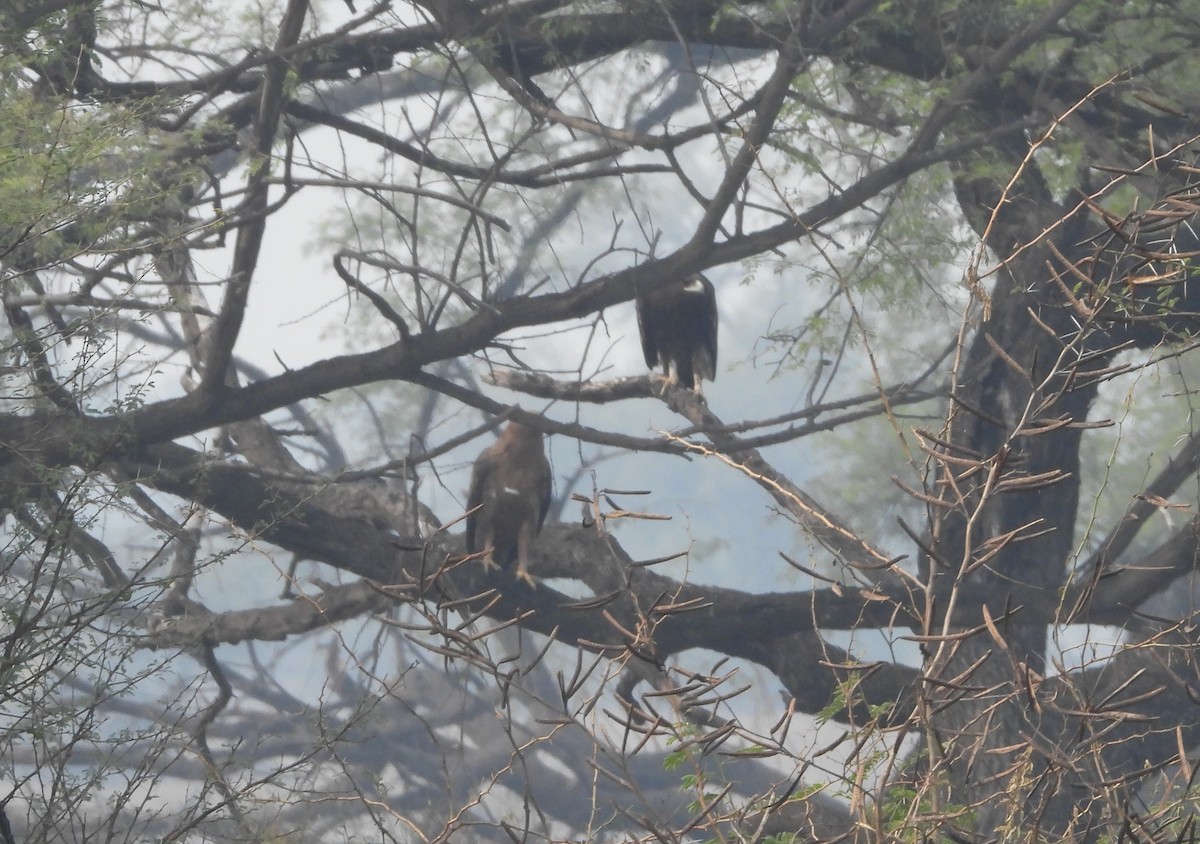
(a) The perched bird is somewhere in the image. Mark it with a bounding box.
[636,273,718,392]
[466,421,552,586]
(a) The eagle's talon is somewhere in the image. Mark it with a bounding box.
[515,567,537,588]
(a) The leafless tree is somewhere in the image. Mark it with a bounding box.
[4,1,1200,841]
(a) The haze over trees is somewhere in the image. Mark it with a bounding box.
[5,0,1200,841]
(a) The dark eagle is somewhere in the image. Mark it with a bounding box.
[466,421,552,585]
[636,273,718,392]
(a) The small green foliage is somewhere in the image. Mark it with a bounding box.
[663,749,688,772]
[817,683,849,725]
[763,834,799,844]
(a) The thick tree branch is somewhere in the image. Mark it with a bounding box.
[200,0,310,393]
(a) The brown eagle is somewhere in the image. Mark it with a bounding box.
[466,421,552,585]
[636,273,718,391]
